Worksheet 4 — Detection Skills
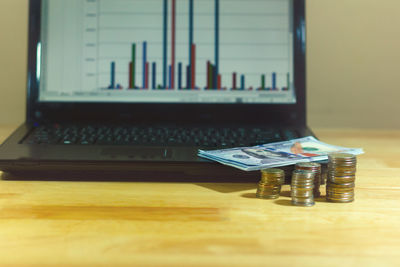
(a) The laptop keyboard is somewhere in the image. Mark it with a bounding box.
[23,124,299,148]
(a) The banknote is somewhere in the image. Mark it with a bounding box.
[198,136,364,171]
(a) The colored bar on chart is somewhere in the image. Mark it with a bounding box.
[241,74,245,90]
[217,74,222,90]
[215,0,219,78]
[272,72,277,90]
[109,62,115,89]
[131,43,136,88]
[209,63,214,89]
[171,0,176,89]
[286,73,290,91]
[213,65,217,89]
[188,0,193,89]
[232,72,237,90]
[163,0,168,89]
[178,63,182,89]
[152,62,156,89]
[186,65,190,89]
[145,62,149,89]
[168,65,172,89]
[191,44,196,89]
[261,74,265,90]
[206,61,210,89]
[143,42,147,89]
[129,62,133,89]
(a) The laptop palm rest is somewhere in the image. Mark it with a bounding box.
[101,147,173,160]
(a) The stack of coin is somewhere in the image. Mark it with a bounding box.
[326,153,357,203]
[256,168,285,199]
[295,162,322,198]
[291,170,315,207]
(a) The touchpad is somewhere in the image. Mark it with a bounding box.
[101,147,172,160]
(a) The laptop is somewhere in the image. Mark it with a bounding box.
[0,0,313,181]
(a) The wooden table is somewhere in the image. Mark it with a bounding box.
[0,125,400,267]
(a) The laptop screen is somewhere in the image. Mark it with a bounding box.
[38,0,296,104]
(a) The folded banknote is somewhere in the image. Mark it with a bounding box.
[198,136,364,171]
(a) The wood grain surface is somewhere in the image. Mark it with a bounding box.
[0,125,400,267]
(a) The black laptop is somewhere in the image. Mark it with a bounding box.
[0,0,313,181]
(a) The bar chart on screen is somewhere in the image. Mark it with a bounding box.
[81,0,295,103]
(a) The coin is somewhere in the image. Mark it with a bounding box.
[256,168,285,199]
[326,195,354,203]
[328,175,356,183]
[326,153,357,203]
[328,153,357,163]
[291,188,314,197]
[291,170,315,207]
[295,162,322,197]
[261,168,285,183]
[326,187,355,193]
[291,197,315,207]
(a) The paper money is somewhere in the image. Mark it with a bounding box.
[198,136,364,171]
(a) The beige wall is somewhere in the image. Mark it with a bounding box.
[0,0,399,128]
[307,0,400,129]
[0,0,27,125]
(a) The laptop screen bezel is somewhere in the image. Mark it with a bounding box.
[26,0,306,126]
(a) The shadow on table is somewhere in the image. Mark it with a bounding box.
[240,188,328,206]
[274,197,327,206]
[195,183,257,194]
